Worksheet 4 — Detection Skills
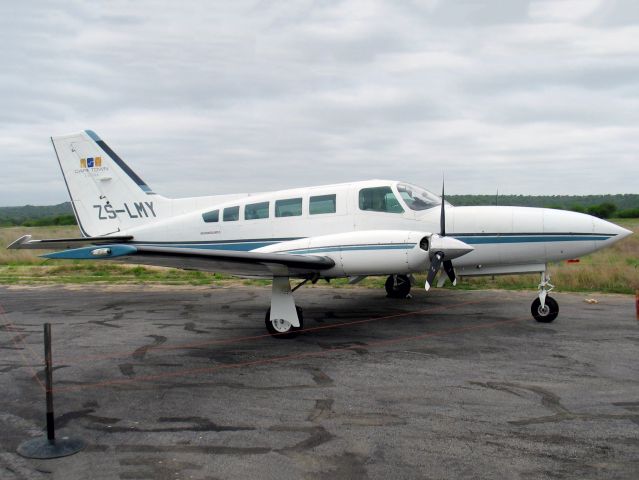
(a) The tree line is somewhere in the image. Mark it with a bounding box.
[447,194,639,219]
[0,214,77,227]
[1,195,638,227]
[559,203,639,219]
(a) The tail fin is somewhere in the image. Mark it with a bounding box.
[52,130,170,237]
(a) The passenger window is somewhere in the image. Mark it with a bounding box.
[223,206,239,221]
[202,210,219,223]
[275,198,302,217]
[359,187,404,213]
[245,201,269,220]
[309,194,336,215]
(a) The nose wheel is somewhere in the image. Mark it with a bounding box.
[532,270,559,323]
[531,296,559,323]
[385,274,411,299]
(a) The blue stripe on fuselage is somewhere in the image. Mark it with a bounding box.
[283,244,414,255]
[134,241,280,251]
[453,235,613,244]
[132,238,301,251]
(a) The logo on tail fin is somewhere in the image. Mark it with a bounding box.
[81,157,102,168]
[75,156,107,176]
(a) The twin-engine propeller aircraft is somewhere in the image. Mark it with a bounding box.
[9,131,632,337]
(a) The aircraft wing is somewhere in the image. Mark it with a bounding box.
[32,243,335,277]
[8,234,134,250]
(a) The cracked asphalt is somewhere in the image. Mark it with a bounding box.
[0,284,637,479]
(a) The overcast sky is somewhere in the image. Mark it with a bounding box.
[0,0,638,206]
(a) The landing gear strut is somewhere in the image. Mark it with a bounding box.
[265,276,304,338]
[385,274,411,299]
[531,270,559,323]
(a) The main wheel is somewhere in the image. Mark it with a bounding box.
[531,296,559,323]
[385,275,411,299]
[265,306,303,338]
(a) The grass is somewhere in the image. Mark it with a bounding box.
[1,220,637,293]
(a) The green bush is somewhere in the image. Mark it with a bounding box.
[586,202,617,219]
[617,208,639,218]
[21,215,77,227]
[569,204,586,213]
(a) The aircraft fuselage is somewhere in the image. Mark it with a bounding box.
[118,179,629,278]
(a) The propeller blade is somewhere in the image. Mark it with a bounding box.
[425,252,444,291]
[440,178,446,237]
[443,259,456,286]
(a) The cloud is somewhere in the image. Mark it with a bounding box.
[528,0,602,22]
[0,0,637,206]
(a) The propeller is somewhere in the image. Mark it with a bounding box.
[425,252,444,291]
[424,178,471,290]
[443,259,456,286]
[440,178,446,237]
[439,178,457,285]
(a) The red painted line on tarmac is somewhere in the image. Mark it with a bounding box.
[56,297,491,364]
[53,313,527,393]
[0,304,46,393]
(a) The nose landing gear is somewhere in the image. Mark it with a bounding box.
[531,270,559,323]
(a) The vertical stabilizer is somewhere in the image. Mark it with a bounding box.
[51,130,170,237]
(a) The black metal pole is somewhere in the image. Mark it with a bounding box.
[17,322,85,458]
[44,323,55,444]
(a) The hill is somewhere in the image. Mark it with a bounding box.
[0,202,72,222]
[0,203,75,227]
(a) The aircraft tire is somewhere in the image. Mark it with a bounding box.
[265,306,304,338]
[531,296,559,323]
[385,274,411,298]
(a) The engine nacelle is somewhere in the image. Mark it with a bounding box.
[259,230,433,277]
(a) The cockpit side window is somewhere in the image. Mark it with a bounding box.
[359,187,404,213]
[397,183,442,211]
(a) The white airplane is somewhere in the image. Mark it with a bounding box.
[9,130,632,337]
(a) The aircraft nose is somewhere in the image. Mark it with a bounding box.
[593,217,633,244]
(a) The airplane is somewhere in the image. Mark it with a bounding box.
[8,130,632,337]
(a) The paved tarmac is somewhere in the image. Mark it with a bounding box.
[0,284,637,479]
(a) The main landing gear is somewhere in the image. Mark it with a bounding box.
[264,276,305,338]
[265,306,303,338]
[531,270,559,323]
[385,274,411,299]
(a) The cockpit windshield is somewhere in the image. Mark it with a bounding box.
[397,183,443,211]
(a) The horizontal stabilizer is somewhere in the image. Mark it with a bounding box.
[41,244,138,260]
[7,234,133,250]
